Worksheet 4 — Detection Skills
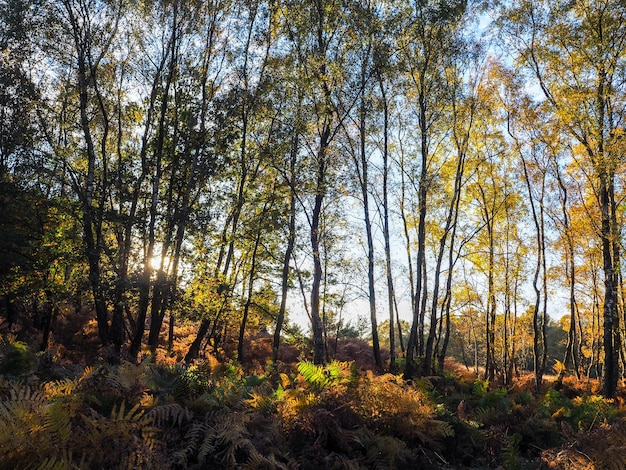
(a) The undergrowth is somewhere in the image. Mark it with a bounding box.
[0,340,624,469]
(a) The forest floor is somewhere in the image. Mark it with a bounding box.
[1,316,626,469]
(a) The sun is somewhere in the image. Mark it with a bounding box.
[150,255,170,272]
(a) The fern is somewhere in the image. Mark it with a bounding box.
[0,383,73,469]
[77,400,160,468]
[178,409,292,468]
[0,339,37,377]
[242,451,296,470]
[473,378,489,398]
[145,402,192,428]
[599,446,626,470]
[501,432,522,470]
[297,360,352,391]
[352,372,453,448]
[242,451,276,470]
[297,361,327,390]
[472,406,499,426]
[365,435,408,468]
[35,457,71,470]
[247,390,278,414]
[43,379,78,397]
[43,400,72,446]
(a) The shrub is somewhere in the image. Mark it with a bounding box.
[0,338,37,377]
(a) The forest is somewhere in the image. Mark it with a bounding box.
[2,0,626,467]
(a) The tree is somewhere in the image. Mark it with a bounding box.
[281,0,359,364]
[399,0,468,379]
[341,1,383,369]
[42,0,126,351]
[498,0,626,397]
[498,64,550,390]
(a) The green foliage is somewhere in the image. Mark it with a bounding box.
[514,390,533,406]
[570,394,619,430]
[472,378,489,398]
[364,435,412,468]
[0,350,623,469]
[172,364,212,400]
[501,432,522,470]
[480,386,512,409]
[35,457,72,470]
[0,338,37,377]
[296,360,355,391]
[78,401,161,468]
[542,389,620,432]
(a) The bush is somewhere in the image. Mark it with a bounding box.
[0,338,37,377]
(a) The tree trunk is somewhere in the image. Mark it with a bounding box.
[355,89,381,369]
[273,173,296,364]
[311,187,325,364]
[67,1,110,346]
[238,200,269,361]
[405,105,428,379]
[379,74,396,371]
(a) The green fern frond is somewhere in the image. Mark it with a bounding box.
[297,360,352,391]
[43,400,72,445]
[415,376,435,393]
[110,401,144,423]
[144,402,192,427]
[35,457,71,470]
[297,361,326,389]
[473,378,489,398]
[501,432,522,470]
[472,406,498,425]
[242,451,294,470]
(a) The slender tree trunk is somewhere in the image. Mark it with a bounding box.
[404,142,428,378]
[554,161,580,379]
[66,1,110,346]
[311,136,328,364]
[519,147,545,392]
[238,199,270,361]
[424,141,465,374]
[539,195,548,383]
[354,88,381,369]
[379,74,396,371]
[595,67,620,398]
[437,187,463,370]
[134,7,178,355]
[405,116,428,378]
[273,137,298,365]
[477,182,496,382]
[393,294,405,354]
[399,148,416,325]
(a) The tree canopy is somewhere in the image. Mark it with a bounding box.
[2,0,626,399]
